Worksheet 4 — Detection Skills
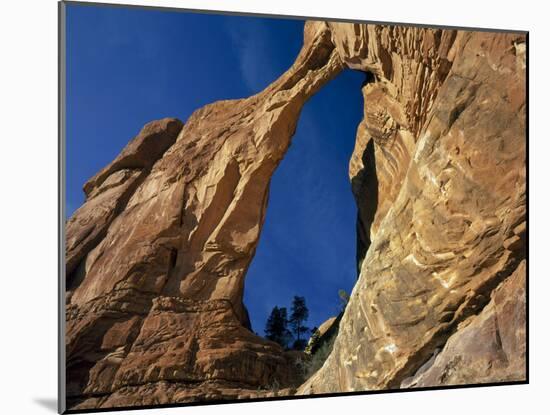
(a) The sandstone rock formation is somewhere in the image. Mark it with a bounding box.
[65,21,343,410]
[65,20,526,410]
[65,117,184,285]
[305,315,339,355]
[401,260,526,388]
[300,24,526,393]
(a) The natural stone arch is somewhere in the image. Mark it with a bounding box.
[64,20,526,410]
[65,22,346,409]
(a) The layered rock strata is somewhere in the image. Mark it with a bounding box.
[65,20,526,409]
[300,24,526,393]
[65,22,344,409]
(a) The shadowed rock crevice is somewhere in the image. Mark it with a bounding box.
[300,26,526,394]
[351,138,378,275]
[66,21,346,410]
[65,21,526,410]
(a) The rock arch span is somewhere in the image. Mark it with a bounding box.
[65,21,526,410]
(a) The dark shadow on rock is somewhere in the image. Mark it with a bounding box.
[351,137,379,276]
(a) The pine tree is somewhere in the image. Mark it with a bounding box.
[264,306,291,349]
[289,296,310,350]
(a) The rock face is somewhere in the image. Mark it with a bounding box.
[65,117,184,284]
[300,24,526,393]
[305,315,339,355]
[65,22,343,410]
[65,20,526,410]
[401,260,526,388]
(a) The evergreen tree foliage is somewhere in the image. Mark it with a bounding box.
[264,306,291,348]
[289,296,310,350]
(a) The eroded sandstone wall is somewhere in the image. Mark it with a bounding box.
[65,22,344,410]
[300,24,526,393]
[65,20,526,410]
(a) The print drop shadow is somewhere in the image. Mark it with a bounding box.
[33,397,57,412]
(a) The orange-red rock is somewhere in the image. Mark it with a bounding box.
[66,22,343,410]
[65,20,526,410]
[65,117,183,284]
[300,25,526,394]
[401,260,526,387]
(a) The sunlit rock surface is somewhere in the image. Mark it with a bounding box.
[401,260,526,388]
[65,20,526,409]
[299,24,526,393]
[65,22,344,409]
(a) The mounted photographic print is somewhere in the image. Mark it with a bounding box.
[59,1,528,413]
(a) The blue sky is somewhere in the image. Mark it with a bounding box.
[66,4,364,334]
